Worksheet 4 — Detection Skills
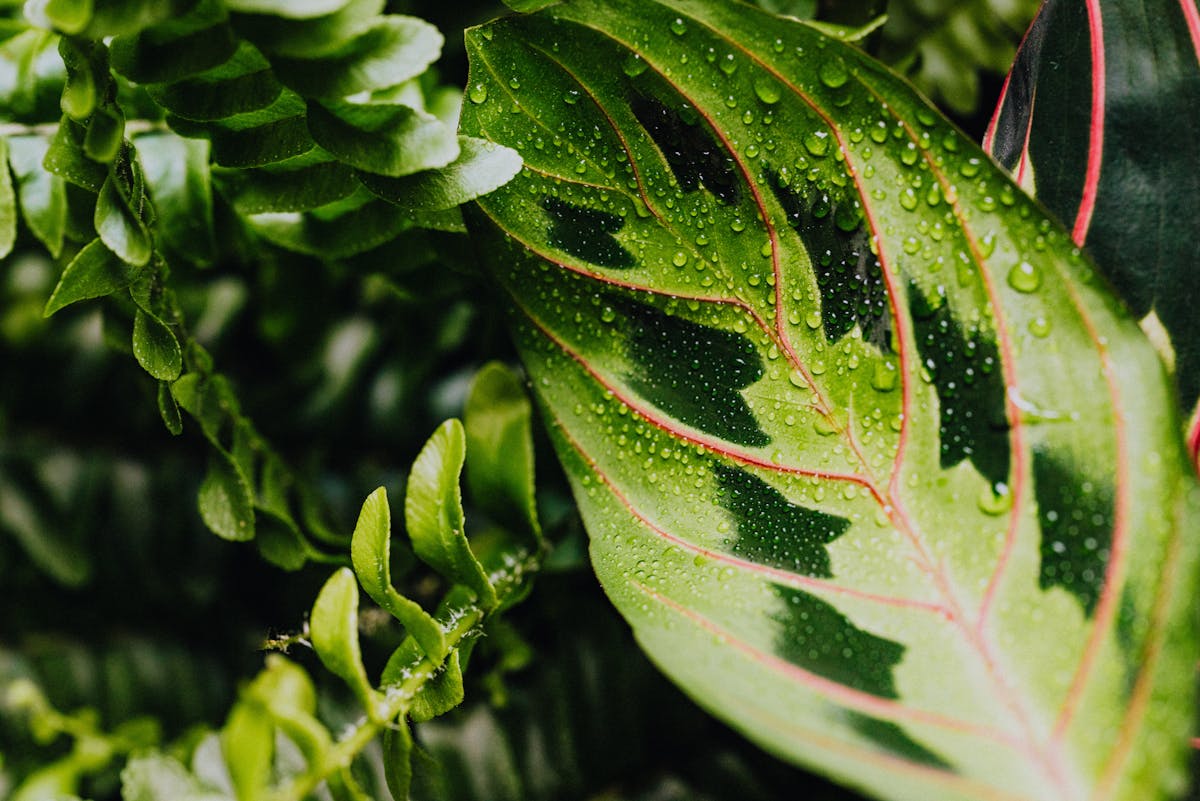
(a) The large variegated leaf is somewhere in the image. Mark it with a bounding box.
[460,2,1200,800]
[983,0,1200,472]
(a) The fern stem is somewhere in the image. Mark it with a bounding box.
[268,550,541,801]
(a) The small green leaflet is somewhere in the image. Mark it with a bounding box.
[405,419,498,611]
[310,567,379,712]
[462,2,1200,800]
[350,486,448,661]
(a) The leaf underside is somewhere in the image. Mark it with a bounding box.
[461,2,1200,801]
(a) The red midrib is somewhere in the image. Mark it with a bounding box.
[1183,0,1200,66]
[687,19,1073,794]
[1072,0,1105,245]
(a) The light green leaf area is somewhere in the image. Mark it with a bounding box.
[0,137,16,259]
[8,135,67,257]
[271,15,442,100]
[405,419,498,610]
[307,99,458,178]
[29,0,94,36]
[121,753,231,801]
[43,116,106,192]
[461,3,1200,801]
[464,362,542,548]
[225,0,353,19]
[502,0,560,11]
[221,694,274,801]
[58,36,105,121]
[231,0,385,59]
[243,655,331,767]
[74,0,196,39]
[82,104,125,164]
[359,135,522,212]
[350,486,447,660]
[311,567,378,711]
[44,238,139,316]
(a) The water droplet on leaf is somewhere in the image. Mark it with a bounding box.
[818,57,849,88]
[754,76,782,104]
[1007,261,1041,293]
[977,483,1012,516]
[804,131,830,157]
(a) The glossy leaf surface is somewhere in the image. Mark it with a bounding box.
[462,3,1200,800]
[405,419,498,610]
[984,0,1200,471]
[310,567,378,710]
[350,486,447,660]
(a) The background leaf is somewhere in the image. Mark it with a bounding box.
[983,0,1200,473]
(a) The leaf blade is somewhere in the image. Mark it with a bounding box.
[349,486,447,660]
[404,420,498,610]
[462,3,1200,800]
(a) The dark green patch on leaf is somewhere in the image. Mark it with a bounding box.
[1033,447,1114,616]
[616,297,769,447]
[542,197,634,269]
[908,281,1009,488]
[845,712,951,769]
[714,463,848,576]
[629,94,739,205]
[767,168,890,351]
[773,587,902,698]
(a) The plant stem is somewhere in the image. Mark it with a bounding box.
[267,550,542,801]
